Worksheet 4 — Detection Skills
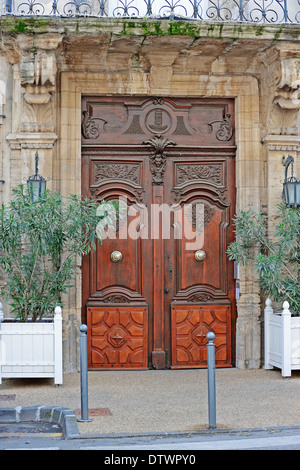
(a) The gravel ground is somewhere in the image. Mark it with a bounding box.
[0,368,300,435]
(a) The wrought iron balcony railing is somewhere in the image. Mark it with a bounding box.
[1,0,300,24]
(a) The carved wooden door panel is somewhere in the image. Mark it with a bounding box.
[81,146,153,370]
[163,148,236,368]
[81,96,236,370]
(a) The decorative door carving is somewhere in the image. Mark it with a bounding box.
[81,96,236,370]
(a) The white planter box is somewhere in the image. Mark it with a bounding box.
[264,299,300,377]
[0,306,63,385]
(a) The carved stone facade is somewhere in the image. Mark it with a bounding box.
[0,17,299,372]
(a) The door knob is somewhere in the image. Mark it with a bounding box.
[111,251,123,263]
[164,288,169,294]
[195,249,206,262]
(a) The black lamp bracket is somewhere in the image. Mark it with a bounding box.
[282,155,296,182]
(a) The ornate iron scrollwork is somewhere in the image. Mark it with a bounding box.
[3,0,300,24]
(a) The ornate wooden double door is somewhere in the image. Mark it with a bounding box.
[81,96,236,370]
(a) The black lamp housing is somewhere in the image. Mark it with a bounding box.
[282,155,300,208]
[27,151,48,202]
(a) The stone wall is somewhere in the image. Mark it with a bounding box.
[0,17,299,372]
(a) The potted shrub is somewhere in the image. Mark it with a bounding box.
[0,185,115,384]
[227,204,300,377]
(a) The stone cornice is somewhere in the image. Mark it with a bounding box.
[6,132,57,149]
[262,135,300,151]
[1,16,300,42]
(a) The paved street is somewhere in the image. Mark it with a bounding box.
[1,369,300,452]
[1,425,300,451]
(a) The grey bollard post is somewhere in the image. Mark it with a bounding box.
[206,331,217,429]
[78,324,92,422]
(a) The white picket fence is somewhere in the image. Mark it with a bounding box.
[264,298,300,377]
[0,305,63,384]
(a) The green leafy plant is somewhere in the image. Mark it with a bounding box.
[0,185,117,322]
[227,204,300,315]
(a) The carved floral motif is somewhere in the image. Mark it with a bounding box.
[93,162,140,185]
[19,85,55,133]
[176,164,222,185]
[142,134,176,185]
[187,293,213,302]
[102,295,128,303]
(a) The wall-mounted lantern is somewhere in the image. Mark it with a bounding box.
[282,155,300,207]
[27,152,48,202]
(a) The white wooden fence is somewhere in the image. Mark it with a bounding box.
[0,305,63,384]
[264,298,300,377]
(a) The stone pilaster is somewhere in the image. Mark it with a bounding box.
[235,261,261,369]
[6,34,62,194]
[259,49,300,357]
[264,47,300,227]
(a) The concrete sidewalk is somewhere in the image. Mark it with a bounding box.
[0,368,300,438]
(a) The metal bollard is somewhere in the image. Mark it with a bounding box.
[206,331,217,429]
[78,324,92,422]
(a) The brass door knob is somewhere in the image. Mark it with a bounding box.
[195,249,206,262]
[111,251,123,263]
